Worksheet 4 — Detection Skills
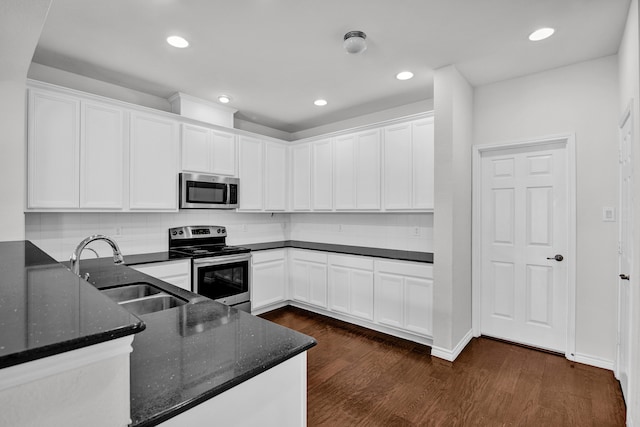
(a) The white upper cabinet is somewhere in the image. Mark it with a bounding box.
[238,135,264,211]
[311,138,332,210]
[383,117,434,210]
[181,124,236,176]
[291,143,311,211]
[411,118,435,210]
[28,89,80,209]
[129,112,179,210]
[28,89,124,210]
[80,101,125,209]
[264,142,287,211]
[334,130,380,210]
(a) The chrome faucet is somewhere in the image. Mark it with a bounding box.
[70,234,124,279]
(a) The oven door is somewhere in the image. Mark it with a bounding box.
[192,253,251,311]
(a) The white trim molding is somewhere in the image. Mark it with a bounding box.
[431,329,474,362]
[471,133,577,362]
[574,353,615,371]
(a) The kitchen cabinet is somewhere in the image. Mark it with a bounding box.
[312,138,333,210]
[80,101,125,209]
[374,260,433,337]
[383,117,434,210]
[264,141,287,211]
[251,249,287,312]
[328,254,374,321]
[291,143,311,211]
[333,129,381,210]
[129,112,179,210]
[238,135,264,211]
[27,88,125,210]
[181,124,236,176]
[289,249,327,308]
[28,89,80,209]
[130,259,191,291]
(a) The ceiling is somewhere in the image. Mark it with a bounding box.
[33,0,630,134]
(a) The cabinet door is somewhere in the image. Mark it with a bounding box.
[129,112,179,210]
[333,134,356,210]
[291,144,311,211]
[404,276,433,336]
[265,142,287,211]
[238,135,264,210]
[211,130,236,176]
[329,265,350,314]
[356,130,381,209]
[80,101,124,209]
[312,139,333,210]
[181,124,211,173]
[375,273,404,328]
[350,269,374,320]
[308,262,328,308]
[412,118,434,210]
[383,123,412,210]
[252,251,287,310]
[28,90,80,208]
[290,259,310,303]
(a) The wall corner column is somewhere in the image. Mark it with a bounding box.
[431,65,474,361]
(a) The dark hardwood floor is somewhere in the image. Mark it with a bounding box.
[261,307,626,426]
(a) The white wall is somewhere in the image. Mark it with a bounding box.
[288,213,432,252]
[0,1,51,242]
[431,65,474,360]
[474,55,620,365]
[26,211,289,262]
[618,0,640,421]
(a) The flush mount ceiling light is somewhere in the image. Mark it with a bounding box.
[528,27,555,41]
[167,35,189,48]
[218,95,231,104]
[396,71,414,81]
[343,30,367,54]
[314,99,328,106]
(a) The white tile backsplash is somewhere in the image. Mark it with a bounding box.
[25,211,434,261]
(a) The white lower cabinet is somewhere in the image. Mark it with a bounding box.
[130,259,192,291]
[374,260,433,337]
[328,254,374,321]
[289,249,327,308]
[252,249,287,311]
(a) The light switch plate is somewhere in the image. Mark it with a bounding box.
[603,207,616,222]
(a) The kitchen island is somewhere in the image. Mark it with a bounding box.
[0,241,316,427]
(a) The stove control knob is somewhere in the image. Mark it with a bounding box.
[171,231,177,235]
[179,231,184,235]
[221,228,226,233]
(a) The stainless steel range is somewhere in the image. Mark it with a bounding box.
[169,225,252,313]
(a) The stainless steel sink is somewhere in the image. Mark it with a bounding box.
[120,294,186,316]
[101,283,187,316]
[101,283,162,303]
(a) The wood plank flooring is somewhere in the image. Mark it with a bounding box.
[261,307,626,426]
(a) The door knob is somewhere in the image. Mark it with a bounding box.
[620,274,630,280]
[546,254,564,262]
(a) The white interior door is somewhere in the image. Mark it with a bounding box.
[479,142,569,353]
[617,107,633,401]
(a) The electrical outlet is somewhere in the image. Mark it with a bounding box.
[114,226,122,236]
[338,224,343,232]
[414,227,420,236]
[603,207,616,222]
[242,224,248,232]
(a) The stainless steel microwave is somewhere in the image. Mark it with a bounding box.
[179,173,239,209]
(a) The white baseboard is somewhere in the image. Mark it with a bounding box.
[573,352,614,371]
[431,329,473,362]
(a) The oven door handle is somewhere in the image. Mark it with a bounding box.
[192,253,252,266]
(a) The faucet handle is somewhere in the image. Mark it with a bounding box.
[83,272,91,281]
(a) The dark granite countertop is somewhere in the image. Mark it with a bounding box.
[78,258,317,427]
[0,241,144,370]
[123,241,433,266]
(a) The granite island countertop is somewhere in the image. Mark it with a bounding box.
[78,258,317,427]
[0,241,143,370]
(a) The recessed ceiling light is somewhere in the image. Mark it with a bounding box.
[314,99,328,106]
[167,36,189,48]
[528,28,555,41]
[396,71,414,81]
[218,95,231,104]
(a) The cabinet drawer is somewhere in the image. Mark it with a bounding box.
[290,249,327,264]
[131,259,191,278]
[328,253,373,270]
[253,249,286,264]
[375,259,432,278]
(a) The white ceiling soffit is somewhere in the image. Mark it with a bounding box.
[32,0,630,133]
